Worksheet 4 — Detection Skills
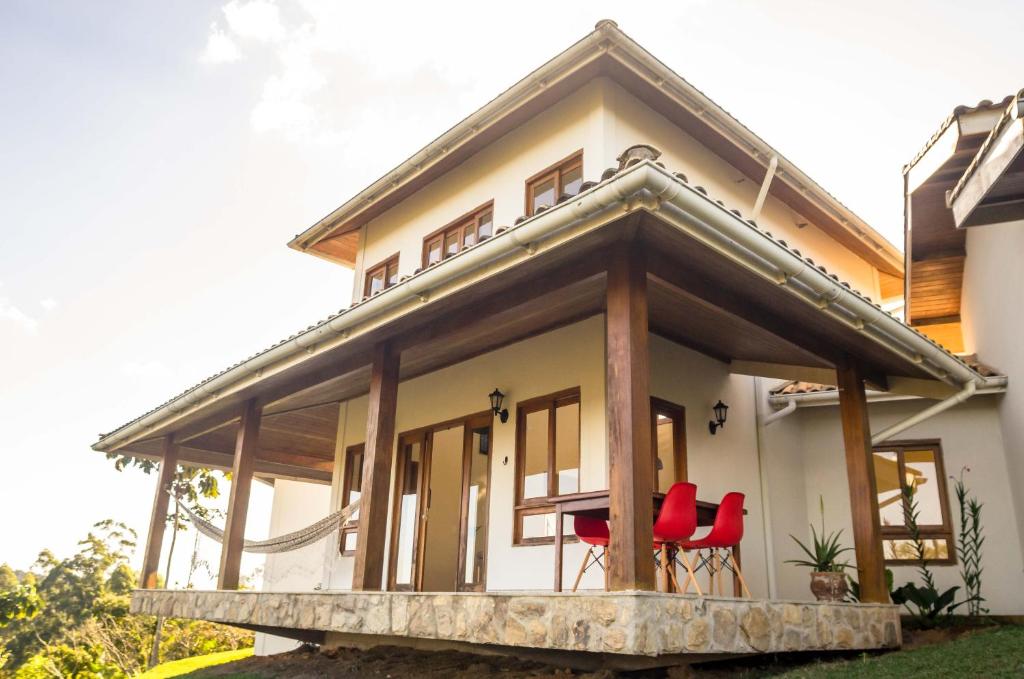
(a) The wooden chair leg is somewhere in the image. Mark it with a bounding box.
[659,545,671,592]
[677,550,703,596]
[725,549,752,598]
[571,547,593,592]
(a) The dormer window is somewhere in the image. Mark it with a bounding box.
[422,202,494,267]
[525,152,583,216]
[364,254,399,297]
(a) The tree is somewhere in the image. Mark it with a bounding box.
[0,567,17,593]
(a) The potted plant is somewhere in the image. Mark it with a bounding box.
[787,497,852,601]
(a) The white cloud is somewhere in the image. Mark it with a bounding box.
[222,0,286,43]
[40,298,57,311]
[200,23,242,64]
[0,296,38,334]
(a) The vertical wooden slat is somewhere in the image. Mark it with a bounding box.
[605,247,656,591]
[218,399,261,590]
[139,435,178,589]
[352,341,401,591]
[836,359,888,603]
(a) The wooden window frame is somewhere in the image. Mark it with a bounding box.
[338,444,364,556]
[871,439,956,566]
[524,151,583,217]
[363,253,400,298]
[421,202,494,268]
[512,387,582,546]
[651,397,687,490]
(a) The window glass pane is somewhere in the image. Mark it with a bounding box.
[530,176,556,213]
[520,512,557,540]
[873,451,904,528]
[343,530,358,553]
[386,261,399,287]
[904,449,942,525]
[464,428,489,586]
[522,409,549,499]
[345,449,363,520]
[444,231,459,257]
[367,271,385,295]
[477,212,493,239]
[426,239,442,265]
[463,224,476,248]
[561,164,583,196]
[554,401,579,495]
[394,442,421,586]
[883,538,949,561]
[655,414,675,492]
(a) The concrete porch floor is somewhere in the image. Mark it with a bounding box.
[131,589,900,669]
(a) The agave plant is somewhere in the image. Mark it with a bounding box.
[787,497,852,572]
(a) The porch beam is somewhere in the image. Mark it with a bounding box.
[218,399,261,590]
[836,359,888,603]
[605,248,656,591]
[352,342,400,591]
[139,436,178,589]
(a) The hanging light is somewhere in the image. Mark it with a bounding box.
[708,400,729,435]
[489,388,509,423]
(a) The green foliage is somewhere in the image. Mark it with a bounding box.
[953,466,988,617]
[0,567,17,593]
[0,521,252,677]
[787,496,852,572]
[0,588,40,628]
[891,485,962,627]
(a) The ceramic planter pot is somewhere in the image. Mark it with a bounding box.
[809,571,848,601]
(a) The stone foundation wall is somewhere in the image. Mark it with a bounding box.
[131,590,900,657]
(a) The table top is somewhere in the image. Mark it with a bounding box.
[551,489,744,521]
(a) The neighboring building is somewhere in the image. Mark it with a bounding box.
[93,22,1021,667]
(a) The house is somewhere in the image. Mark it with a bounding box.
[94,21,1023,667]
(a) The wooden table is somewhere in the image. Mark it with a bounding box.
[551,490,743,595]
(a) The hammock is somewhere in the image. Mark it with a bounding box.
[169,492,359,554]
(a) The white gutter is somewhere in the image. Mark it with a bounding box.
[96,161,983,453]
[871,381,977,445]
[762,399,796,426]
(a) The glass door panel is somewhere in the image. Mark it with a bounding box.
[392,438,423,589]
[460,425,490,590]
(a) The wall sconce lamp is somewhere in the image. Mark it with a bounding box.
[708,400,729,435]
[489,388,509,423]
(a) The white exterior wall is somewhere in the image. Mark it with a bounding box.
[961,219,1024,565]
[763,396,1024,614]
[255,479,331,655]
[355,77,883,304]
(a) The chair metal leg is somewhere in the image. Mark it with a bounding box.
[572,546,593,592]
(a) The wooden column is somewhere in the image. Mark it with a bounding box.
[217,399,261,590]
[836,359,888,603]
[352,342,400,591]
[139,435,178,589]
[605,248,656,591]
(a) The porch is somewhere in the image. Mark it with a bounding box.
[130,589,900,669]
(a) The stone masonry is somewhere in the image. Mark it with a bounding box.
[131,590,900,658]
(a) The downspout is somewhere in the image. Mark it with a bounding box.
[752,377,780,598]
[871,380,978,445]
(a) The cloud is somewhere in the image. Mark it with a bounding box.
[200,23,242,64]
[40,298,57,311]
[0,294,38,334]
[222,0,286,43]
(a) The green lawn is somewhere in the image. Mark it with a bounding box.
[769,626,1024,678]
[138,648,254,679]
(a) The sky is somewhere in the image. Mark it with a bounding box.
[1,0,1021,586]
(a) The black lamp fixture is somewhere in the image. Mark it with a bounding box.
[708,400,729,435]
[489,388,509,423]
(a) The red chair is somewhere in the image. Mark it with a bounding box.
[571,515,610,592]
[652,482,702,594]
[679,491,751,597]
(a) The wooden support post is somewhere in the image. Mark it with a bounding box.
[139,436,178,589]
[836,359,888,603]
[605,248,656,591]
[218,399,261,590]
[352,342,400,591]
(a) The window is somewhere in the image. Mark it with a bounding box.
[422,203,494,267]
[339,444,363,556]
[363,254,399,297]
[525,152,584,216]
[651,398,686,492]
[871,440,954,564]
[513,388,580,544]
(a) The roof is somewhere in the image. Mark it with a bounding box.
[947,88,1024,206]
[289,20,902,275]
[770,354,1002,397]
[903,94,1018,174]
[95,152,983,453]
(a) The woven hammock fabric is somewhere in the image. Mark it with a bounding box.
[170,492,359,554]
